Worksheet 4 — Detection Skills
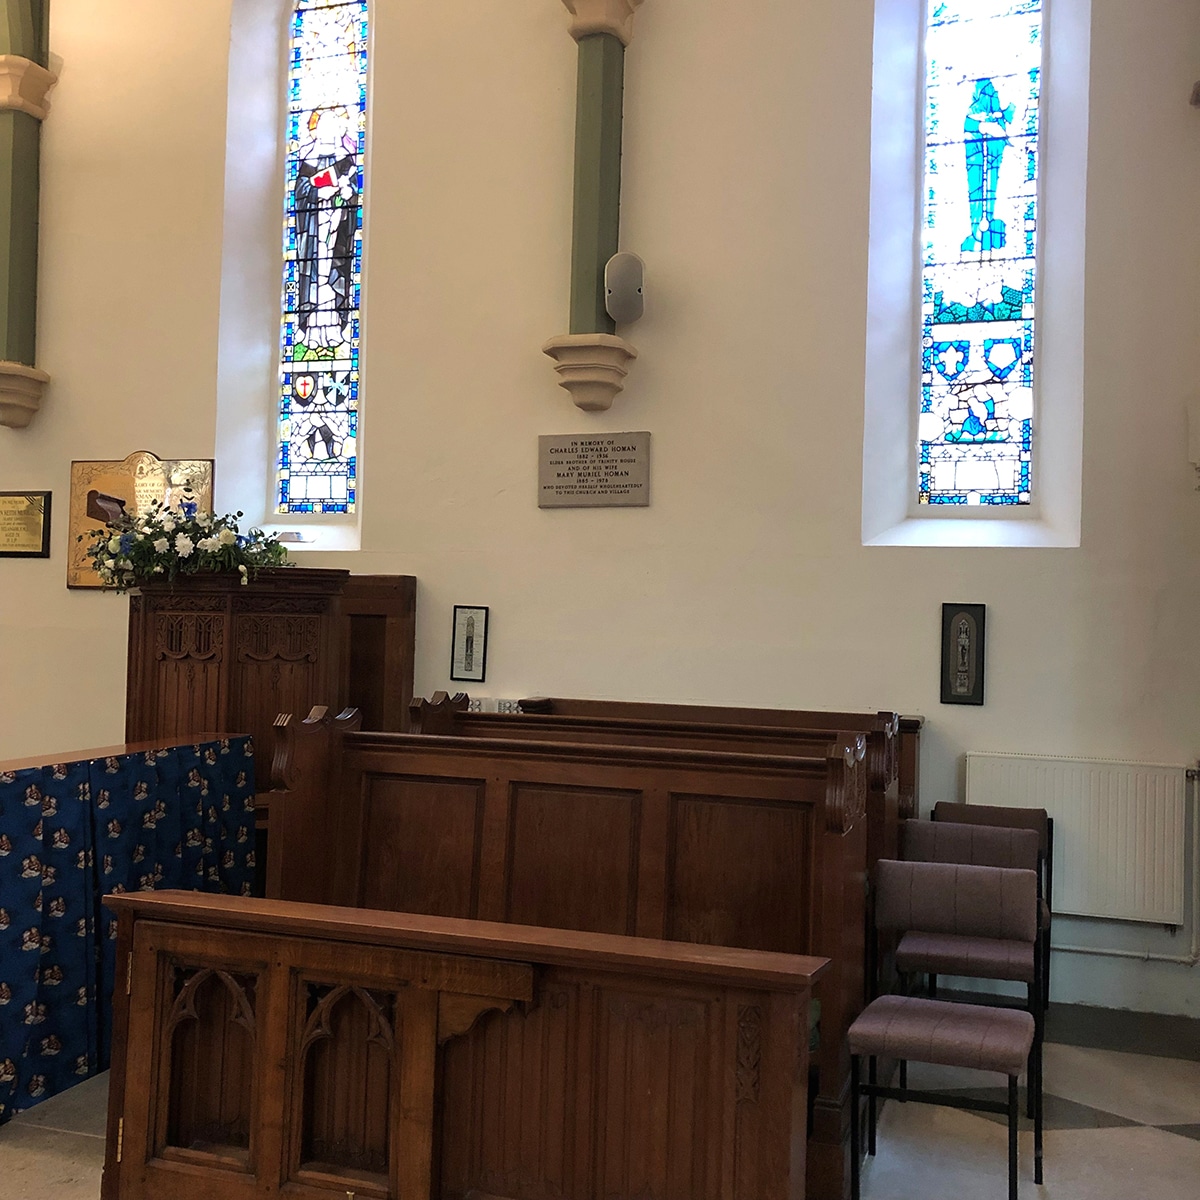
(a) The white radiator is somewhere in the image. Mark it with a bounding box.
[964,753,1190,925]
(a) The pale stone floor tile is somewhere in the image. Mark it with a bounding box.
[10,1071,110,1138]
[0,1123,105,1200]
[861,1107,1200,1200]
[1041,1042,1200,1127]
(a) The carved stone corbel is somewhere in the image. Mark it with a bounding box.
[0,54,56,119]
[561,0,644,46]
[0,361,50,428]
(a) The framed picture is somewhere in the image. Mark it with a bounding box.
[941,603,986,705]
[451,605,489,683]
[0,491,51,557]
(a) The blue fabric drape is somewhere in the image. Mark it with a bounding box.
[0,736,256,1123]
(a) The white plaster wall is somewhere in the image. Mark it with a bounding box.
[1,0,1199,1011]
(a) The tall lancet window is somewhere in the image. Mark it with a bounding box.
[277,0,368,515]
[919,1,1042,506]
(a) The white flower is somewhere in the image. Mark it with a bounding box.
[160,516,175,533]
[197,513,212,528]
[197,536,220,552]
[153,538,169,554]
[174,533,195,558]
[152,565,164,574]
[218,527,237,546]
[104,558,116,569]
[107,536,121,554]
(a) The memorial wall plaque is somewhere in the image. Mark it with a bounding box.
[0,492,51,557]
[538,432,650,509]
[68,452,214,588]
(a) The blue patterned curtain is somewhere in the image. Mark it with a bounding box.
[0,736,256,1123]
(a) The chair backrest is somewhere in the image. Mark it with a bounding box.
[931,801,1048,855]
[902,819,1039,871]
[874,859,1039,943]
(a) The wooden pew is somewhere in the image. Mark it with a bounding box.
[516,695,924,855]
[411,693,908,869]
[101,891,828,1200]
[267,708,868,1200]
[406,694,914,1200]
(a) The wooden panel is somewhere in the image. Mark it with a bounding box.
[440,981,581,1200]
[506,784,640,935]
[347,614,388,728]
[297,984,394,1180]
[148,659,225,743]
[594,986,723,1200]
[668,794,814,953]
[359,775,486,917]
[165,969,257,1158]
[105,894,822,1200]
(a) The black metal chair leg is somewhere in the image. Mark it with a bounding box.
[868,1056,878,1156]
[851,1056,861,1200]
[899,1059,907,1095]
[928,972,937,998]
[1026,980,1037,1119]
[1034,1036,1044,1185]
[1008,1074,1019,1200]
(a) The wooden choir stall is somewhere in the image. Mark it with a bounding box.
[101,892,827,1200]
[103,695,923,1200]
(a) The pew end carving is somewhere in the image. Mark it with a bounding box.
[266,705,362,902]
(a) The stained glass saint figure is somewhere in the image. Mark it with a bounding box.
[277,0,368,515]
[961,79,1014,254]
[918,1,1041,506]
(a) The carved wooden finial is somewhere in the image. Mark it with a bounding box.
[408,691,469,734]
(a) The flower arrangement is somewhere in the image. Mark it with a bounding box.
[81,489,288,591]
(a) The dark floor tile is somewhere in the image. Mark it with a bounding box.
[922,1087,1140,1131]
[1156,1124,1200,1142]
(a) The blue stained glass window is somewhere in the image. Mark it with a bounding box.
[919,0,1041,506]
[277,0,368,515]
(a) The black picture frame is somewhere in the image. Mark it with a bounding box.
[0,491,52,558]
[941,603,986,705]
[450,605,489,683]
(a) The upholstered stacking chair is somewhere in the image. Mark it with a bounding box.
[932,801,1054,1006]
[870,858,1044,1115]
[901,819,1042,1001]
[849,995,1042,1200]
[854,859,1045,1199]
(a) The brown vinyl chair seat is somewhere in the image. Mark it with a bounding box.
[849,994,1035,1077]
[896,930,1036,983]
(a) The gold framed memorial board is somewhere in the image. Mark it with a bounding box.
[68,452,214,588]
[0,492,51,557]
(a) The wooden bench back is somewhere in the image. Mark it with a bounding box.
[269,708,864,955]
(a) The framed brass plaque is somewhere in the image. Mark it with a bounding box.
[68,452,214,588]
[0,492,51,557]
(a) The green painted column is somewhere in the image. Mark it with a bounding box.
[544,1,642,412]
[0,0,53,427]
[570,32,624,335]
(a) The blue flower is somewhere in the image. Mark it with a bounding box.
[181,499,198,519]
[118,533,135,555]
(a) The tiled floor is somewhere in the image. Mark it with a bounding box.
[1,1007,1198,1199]
[0,1071,108,1200]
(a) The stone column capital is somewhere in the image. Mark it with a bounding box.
[0,54,57,120]
[561,0,644,47]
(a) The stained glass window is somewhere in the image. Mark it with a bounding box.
[277,0,368,515]
[919,1,1041,506]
